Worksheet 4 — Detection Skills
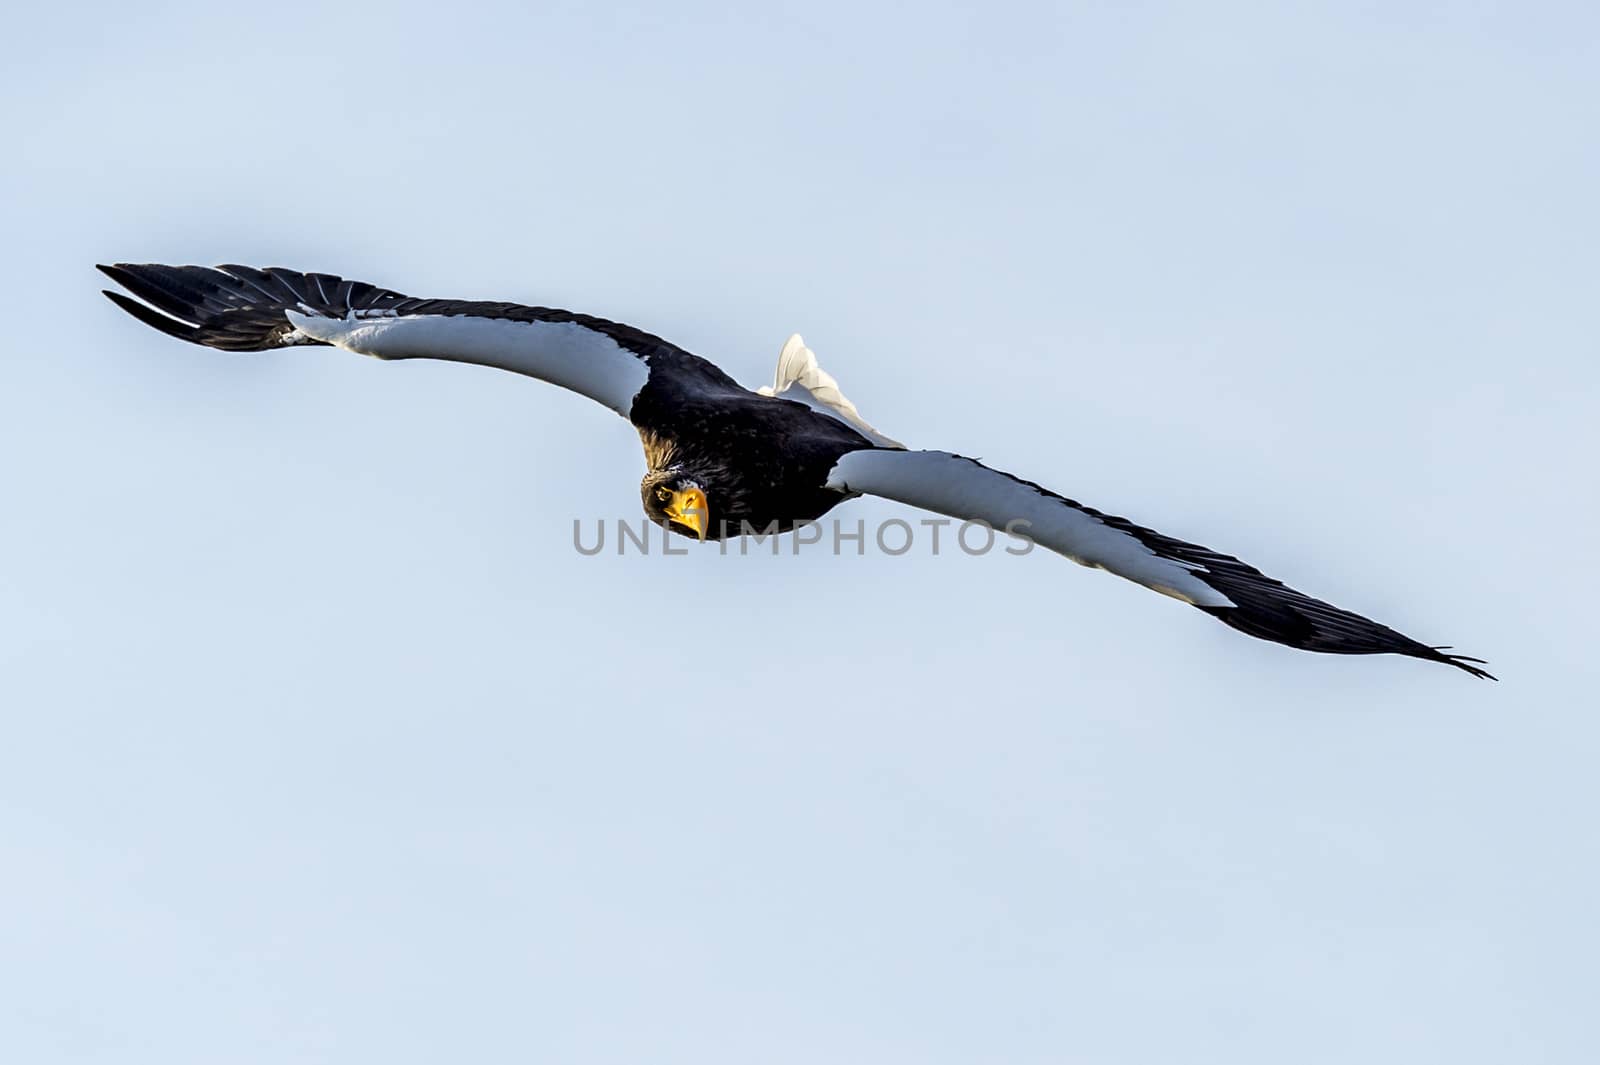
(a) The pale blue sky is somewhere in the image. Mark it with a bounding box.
[3,2,1597,1062]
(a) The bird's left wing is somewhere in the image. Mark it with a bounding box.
[826,448,1492,677]
[98,263,682,417]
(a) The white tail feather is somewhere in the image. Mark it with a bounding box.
[757,334,904,448]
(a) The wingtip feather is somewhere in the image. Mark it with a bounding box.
[101,288,208,345]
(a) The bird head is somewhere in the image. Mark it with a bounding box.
[641,470,713,540]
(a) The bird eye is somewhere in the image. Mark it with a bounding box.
[656,487,671,502]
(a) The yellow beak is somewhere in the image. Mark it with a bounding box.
[664,486,709,540]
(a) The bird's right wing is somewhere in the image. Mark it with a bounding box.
[97,263,713,418]
[825,448,1492,677]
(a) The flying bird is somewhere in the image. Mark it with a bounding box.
[98,262,1492,678]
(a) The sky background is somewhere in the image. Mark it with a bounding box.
[3,1,1597,1061]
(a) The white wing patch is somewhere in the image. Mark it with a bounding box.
[286,310,650,416]
[757,334,903,448]
[825,449,1234,607]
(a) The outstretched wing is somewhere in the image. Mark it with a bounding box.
[826,449,1492,678]
[96,263,713,417]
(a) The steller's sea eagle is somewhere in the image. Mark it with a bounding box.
[99,263,1492,678]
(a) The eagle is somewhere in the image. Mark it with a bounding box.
[98,262,1492,679]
